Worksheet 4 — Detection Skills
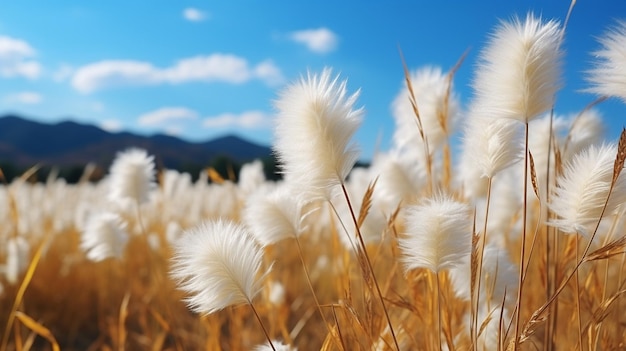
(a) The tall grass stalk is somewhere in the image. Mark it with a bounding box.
[339,183,400,350]
[293,236,340,348]
[575,236,583,350]
[1,232,48,351]
[514,122,530,350]
[473,176,492,350]
[523,128,626,342]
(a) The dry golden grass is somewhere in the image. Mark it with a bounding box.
[0,171,624,351]
[2,10,626,347]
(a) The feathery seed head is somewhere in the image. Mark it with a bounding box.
[268,281,286,305]
[372,152,425,209]
[399,194,472,273]
[170,219,268,315]
[462,107,524,178]
[4,236,30,284]
[473,13,563,123]
[238,159,266,196]
[392,66,460,152]
[243,186,304,246]
[587,20,626,103]
[548,143,626,236]
[107,148,156,205]
[273,68,363,201]
[81,212,129,262]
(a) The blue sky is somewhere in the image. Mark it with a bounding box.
[0,1,624,160]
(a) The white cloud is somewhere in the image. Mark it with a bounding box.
[290,27,338,54]
[138,107,198,126]
[164,55,250,84]
[100,119,123,132]
[203,110,270,129]
[4,91,42,104]
[71,60,159,93]
[0,35,42,79]
[71,54,283,93]
[183,8,208,22]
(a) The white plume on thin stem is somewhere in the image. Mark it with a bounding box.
[548,143,626,236]
[273,68,363,201]
[391,66,460,152]
[4,236,30,284]
[473,13,563,123]
[399,194,472,273]
[587,20,626,103]
[170,219,268,315]
[462,107,524,179]
[107,148,156,205]
[372,151,425,210]
[80,211,129,262]
[238,159,266,196]
[243,186,304,246]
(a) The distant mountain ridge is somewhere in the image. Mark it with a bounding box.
[0,115,272,170]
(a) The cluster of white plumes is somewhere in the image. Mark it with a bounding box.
[1,13,625,351]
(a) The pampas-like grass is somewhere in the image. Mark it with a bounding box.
[238,159,267,196]
[587,20,626,103]
[548,143,626,236]
[4,236,30,284]
[462,108,523,179]
[170,219,268,315]
[400,194,472,273]
[273,68,363,201]
[80,211,129,262]
[391,66,460,152]
[243,186,304,246]
[372,152,425,210]
[4,9,626,350]
[107,148,156,206]
[473,13,563,123]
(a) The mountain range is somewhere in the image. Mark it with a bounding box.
[0,115,272,171]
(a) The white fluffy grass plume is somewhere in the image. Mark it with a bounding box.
[473,13,563,123]
[243,186,304,246]
[273,68,363,200]
[391,66,460,152]
[170,219,268,315]
[400,194,472,273]
[81,212,129,262]
[548,143,626,236]
[107,148,156,205]
[461,108,523,179]
[4,236,30,284]
[587,20,626,103]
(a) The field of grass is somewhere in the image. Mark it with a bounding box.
[1,10,626,351]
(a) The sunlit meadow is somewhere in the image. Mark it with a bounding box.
[2,11,626,351]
